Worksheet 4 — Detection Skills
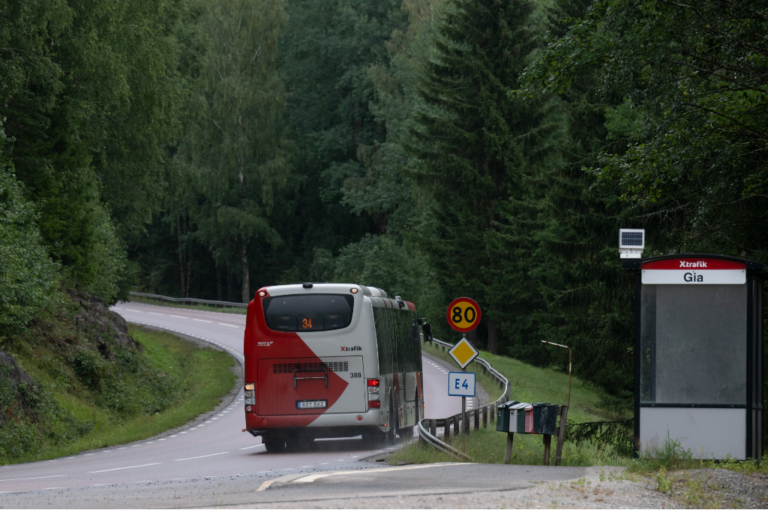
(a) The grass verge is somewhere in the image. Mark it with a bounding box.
[128,295,247,315]
[1,327,236,464]
[388,340,631,466]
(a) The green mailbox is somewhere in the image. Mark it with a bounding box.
[495,401,517,432]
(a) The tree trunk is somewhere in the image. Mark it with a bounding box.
[216,264,223,301]
[241,242,250,303]
[177,217,187,298]
[226,261,233,302]
[185,218,192,298]
[469,327,478,347]
[487,318,498,354]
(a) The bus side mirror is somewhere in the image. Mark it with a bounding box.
[421,322,433,344]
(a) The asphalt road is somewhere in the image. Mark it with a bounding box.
[0,302,473,502]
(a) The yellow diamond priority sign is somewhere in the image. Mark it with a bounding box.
[449,338,479,369]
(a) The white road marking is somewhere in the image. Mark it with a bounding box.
[102,450,112,453]
[124,309,143,312]
[170,315,187,319]
[301,465,312,468]
[239,444,264,450]
[0,475,66,483]
[256,479,278,492]
[147,312,165,316]
[293,463,458,484]
[219,323,239,328]
[84,453,94,456]
[42,487,64,490]
[89,463,161,473]
[175,452,229,462]
[193,319,212,323]
[90,484,109,487]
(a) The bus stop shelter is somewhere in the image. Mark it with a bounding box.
[623,253,764,460]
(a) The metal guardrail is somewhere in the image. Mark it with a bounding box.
[129,292,248,308]
[418,336,510,460]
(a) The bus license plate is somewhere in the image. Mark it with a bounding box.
[296,400,327,410]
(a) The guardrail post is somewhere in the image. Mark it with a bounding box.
[453,416,460,436]
[430,419,436,437]
[482,406,487,428]
[474,409,479,430]
[491,402,496,423]
[554,405,568,466]
[445,418,451,439]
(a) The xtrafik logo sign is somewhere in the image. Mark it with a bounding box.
[680,261,708,268]
[341,346,362,352]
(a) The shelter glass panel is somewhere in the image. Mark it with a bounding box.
[640,284,747,404]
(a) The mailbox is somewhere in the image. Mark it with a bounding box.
[509,402,533,433]
[623,252,764,460]
[533,403,559,435]
[496,401,515,432]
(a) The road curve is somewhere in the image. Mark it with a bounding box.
[0,302,471,497]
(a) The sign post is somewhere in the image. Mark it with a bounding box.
[446,297,481,446]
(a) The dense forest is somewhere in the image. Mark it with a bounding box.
[2,0,767,420]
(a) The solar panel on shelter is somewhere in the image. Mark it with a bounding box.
[621,231,643,246]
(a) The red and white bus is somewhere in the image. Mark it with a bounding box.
[242,283,425,452]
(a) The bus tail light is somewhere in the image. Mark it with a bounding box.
[245,383,255,406]
[367,379,380,408]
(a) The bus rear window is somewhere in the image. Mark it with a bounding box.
[263,294,354,332]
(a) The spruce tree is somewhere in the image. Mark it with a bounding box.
[408,0,558,352]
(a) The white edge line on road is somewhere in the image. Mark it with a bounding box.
[89,462,161,474]
[240,444,265,450]
[256,478,278,492]
[174,451,229,462]
[169,315,187,319]
[193,319,212,323]
[219,323,239,328]
[293,463,460,484]
[0,475,66,483]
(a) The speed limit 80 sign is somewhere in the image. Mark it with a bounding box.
[446,297,481,333]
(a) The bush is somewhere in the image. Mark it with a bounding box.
[0,129,59,332]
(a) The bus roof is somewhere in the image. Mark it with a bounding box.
[258,283,388,298]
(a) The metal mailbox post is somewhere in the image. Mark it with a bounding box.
[623,251,764,460]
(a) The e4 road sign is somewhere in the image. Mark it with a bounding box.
[448,372,476,397]
[446,297,481,333]
[449,337,479,369]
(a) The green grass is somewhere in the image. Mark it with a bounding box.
[1,327,236,464]
[128,295,247,315]
[388,341,631,467]
[421,340,622,423]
